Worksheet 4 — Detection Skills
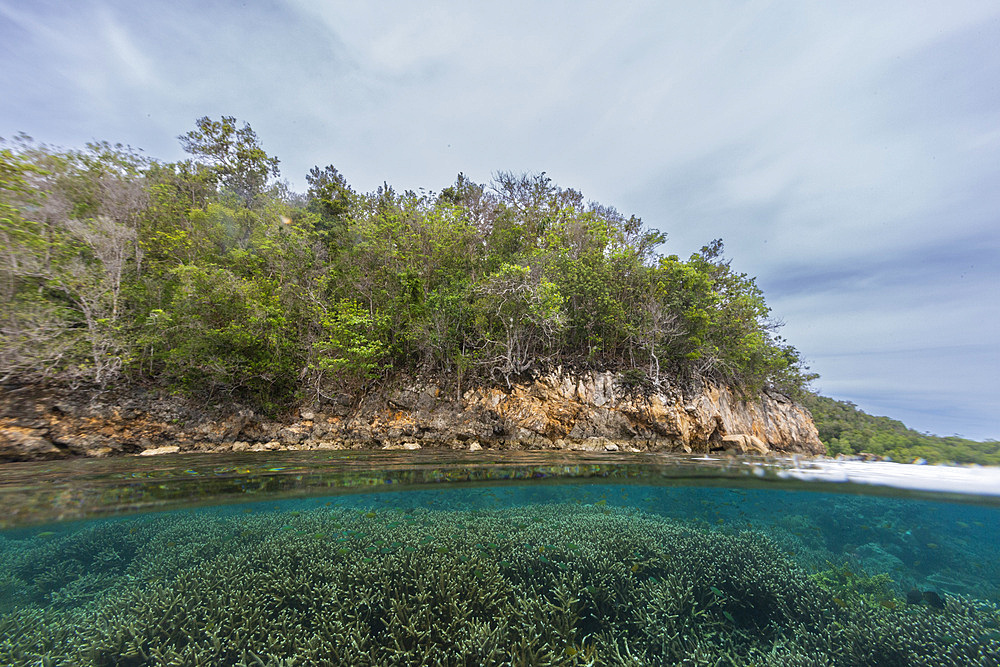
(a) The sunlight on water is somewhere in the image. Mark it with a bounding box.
[1,452,999,665]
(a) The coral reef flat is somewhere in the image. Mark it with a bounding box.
[1,486,999,666]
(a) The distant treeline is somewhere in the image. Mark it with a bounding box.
[0,116,814,412]
[803,394,1000,465]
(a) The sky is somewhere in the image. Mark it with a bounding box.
[1,0,998,440]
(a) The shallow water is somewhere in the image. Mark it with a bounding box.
[1,451,999,665]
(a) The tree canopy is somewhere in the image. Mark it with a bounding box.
[803,394,999,465]
[1,118,817,413]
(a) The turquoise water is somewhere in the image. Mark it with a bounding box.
[1,452,999,665]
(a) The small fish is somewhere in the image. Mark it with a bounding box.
[879,599,897,610]
[832,597,847,608]
[565,646,578,658]
[166,541,176,547]
[923,591,945,609]
[630,563,640,573]
[710,587,725,597]
[926,543,939,550]
[364,512,377,519]
[36,531,56,539]
[723,611,736,623]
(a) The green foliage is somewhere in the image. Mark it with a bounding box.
[804,394,1000,465]
[178,116,280,207]
[312,299,389,384]
[146,264,302,409]
[0,122,817,409]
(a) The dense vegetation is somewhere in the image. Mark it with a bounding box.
[0,117,815,412]
[804,394,1000,465]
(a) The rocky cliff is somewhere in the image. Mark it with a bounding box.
[0,370,823,461]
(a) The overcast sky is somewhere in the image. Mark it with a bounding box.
[2,0,998,440]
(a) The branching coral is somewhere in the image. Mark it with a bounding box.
[1,504,998,665]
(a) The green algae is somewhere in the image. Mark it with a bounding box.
[0,504,998,666]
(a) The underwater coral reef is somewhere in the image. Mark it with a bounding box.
[1,503,998,665]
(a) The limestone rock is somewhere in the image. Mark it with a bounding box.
[138,445,181,456]
[0,426,62,461]
[722,434,769,455]
[0,370,823,459]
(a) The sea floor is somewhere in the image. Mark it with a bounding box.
[2,481,999,666]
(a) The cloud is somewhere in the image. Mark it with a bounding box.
[98,7,156,87]
[2,0,998,438]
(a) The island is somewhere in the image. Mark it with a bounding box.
[1,118,992,464]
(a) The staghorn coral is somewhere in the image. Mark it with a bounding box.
[0,504,997,665]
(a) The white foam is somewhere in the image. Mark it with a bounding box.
[777,459,1000,496]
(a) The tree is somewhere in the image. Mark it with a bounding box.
[474,263,565,386]
[305,165,353,234]
[178,116,279,207]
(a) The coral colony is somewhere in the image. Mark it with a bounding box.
[2,503,998,665]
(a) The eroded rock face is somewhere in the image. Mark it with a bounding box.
[0,371,823,460]
[454,371,822,455]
